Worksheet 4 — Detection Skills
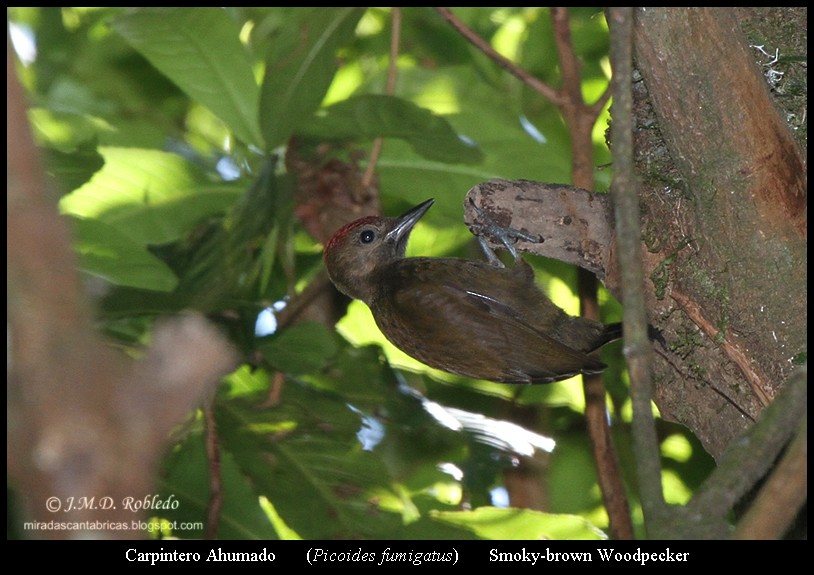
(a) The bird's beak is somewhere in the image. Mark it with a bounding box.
[387,198,434,243]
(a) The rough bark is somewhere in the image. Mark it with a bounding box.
[632,7,806,459]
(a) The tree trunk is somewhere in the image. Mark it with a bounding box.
[630,7,806,458]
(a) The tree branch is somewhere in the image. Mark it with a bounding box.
[435,7,563,104]
[554,6,632,540]
[607,6,666,534]
[448,7,633,538]
[688,366,806,524]
[204,404,222,540]
[362,7,402,188]
[734,415,807,539]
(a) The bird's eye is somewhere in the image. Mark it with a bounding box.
[360,229,376,244]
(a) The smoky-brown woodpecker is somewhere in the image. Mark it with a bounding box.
[323,198,622,384]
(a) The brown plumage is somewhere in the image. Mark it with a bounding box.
[323,199,621,384]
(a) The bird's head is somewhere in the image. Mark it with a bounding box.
[323,199,434,302]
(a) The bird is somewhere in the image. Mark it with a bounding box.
[323,198,622,384]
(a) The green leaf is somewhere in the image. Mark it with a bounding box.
[157,431,279,539]
[303,94,484,164]
[259,8,364,149]
[258,321,338,374]
[59,147,240,246]
[28,108,112,153]
[68,216,178,291]
[172,158,283,307]
[221,365,272,400]
[112,8,263,148]
[44,145,105,194]
[432,507,608,540]
[217,388,406,539]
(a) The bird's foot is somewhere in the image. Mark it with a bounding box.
[468,197,542,265]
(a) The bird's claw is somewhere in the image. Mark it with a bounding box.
[468,197,542,264]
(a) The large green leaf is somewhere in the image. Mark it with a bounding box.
[259,8,364,149]
[112,8,263,148]
[68,216,178,291]
[432,507,607,540]
[45,146,106,195]
[59,147,240,246]
[217,387,406,539]
[172,157,284,308]
[302,94,484,164]
[157,431,280,539]
[258,321,339,374]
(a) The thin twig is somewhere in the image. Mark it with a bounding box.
[362,7,402,188]
[552,4,634,539]
[651,345,755,422]
[439,7,634,537]
[551,8,582,102]
[435,7,563,105]
[204,404,222,540]
[608,7,666,534]
[589,87,613,117]
[579,273,635,540]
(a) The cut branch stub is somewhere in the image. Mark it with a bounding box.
[464,178,616,287]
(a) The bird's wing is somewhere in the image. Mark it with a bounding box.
[383,277,606,384]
